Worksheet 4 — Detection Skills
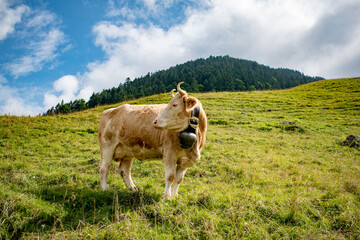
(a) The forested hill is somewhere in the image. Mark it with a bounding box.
[45,56,323,115]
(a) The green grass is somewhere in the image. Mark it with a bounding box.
[1,78,360,239]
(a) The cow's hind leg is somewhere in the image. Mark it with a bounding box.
[119,157,137,192]
[99,146,114,190]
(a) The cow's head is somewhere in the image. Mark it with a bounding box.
[153,82,198,132]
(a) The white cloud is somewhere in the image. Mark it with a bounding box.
[43,75,79,110]
[0,0,29,40]
[0,74,6,83]
[2,2,67,78]
[25,9,58,31]
[106,0,137,19]
[77,86,94,101]
[6,27,66,78]
[53,74,79,95]
[0,82,43,116]
[0,97,43,116]
[107,0,157,18]
[287,1,360,78]
[0,1,68,115]
[142,0,157,8]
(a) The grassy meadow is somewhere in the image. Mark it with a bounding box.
[0,78,359,239]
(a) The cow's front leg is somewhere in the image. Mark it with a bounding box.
[171,165,187,197]
[171,156,197,197]
[163,153,177,199]
[119,157,137,192]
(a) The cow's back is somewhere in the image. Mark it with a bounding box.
[98,104,168,157]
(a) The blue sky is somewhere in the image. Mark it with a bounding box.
[1,0,360,116]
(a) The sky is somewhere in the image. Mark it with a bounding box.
[0,0,360,116]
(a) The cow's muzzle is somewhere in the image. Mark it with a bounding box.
[153,119,162,129]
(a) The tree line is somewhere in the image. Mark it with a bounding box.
[44,55,323,115]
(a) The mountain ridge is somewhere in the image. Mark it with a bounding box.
[45,55,323,115]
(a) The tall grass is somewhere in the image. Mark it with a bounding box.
[1,78,359,239]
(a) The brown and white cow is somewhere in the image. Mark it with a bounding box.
[98,82,207,199]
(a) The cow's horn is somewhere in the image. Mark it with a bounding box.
[170,89,176,98]
[177,82,186,96]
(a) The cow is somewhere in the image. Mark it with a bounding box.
[98,82,207,199]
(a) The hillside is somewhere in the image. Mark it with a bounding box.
[45,56,322,115]
[1,78,359,239]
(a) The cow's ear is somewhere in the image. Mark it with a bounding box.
[185,97,197,110]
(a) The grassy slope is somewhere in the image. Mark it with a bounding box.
[0,78,359,239]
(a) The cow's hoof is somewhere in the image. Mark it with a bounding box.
[101,184,109,191]
[130,186,138,193]
[163,193,172,200]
